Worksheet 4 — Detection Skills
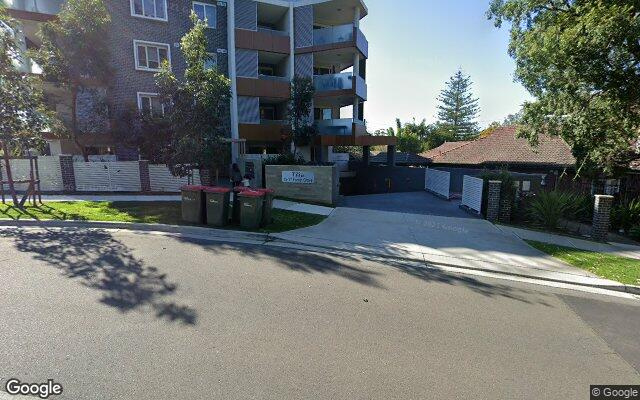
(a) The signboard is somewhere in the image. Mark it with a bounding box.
[282,171,315,184]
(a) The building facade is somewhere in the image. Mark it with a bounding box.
[3,0,395,162]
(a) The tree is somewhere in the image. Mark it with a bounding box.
[155,13,231,178]
[0,7,54,205]
[287,76,316,154]
[423,123,457,150]
[0,8,50,148]
[31,0,112,161]
[488,0,640,175]
[397,132,425,154]
[436,69,481,139]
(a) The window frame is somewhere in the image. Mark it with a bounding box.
[137,92,165,116]
[204,52,218,70]
[192,1,217,29]
[133,40,172,72]
[130,0,168,22]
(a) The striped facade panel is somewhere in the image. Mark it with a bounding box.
[235,0,257,31]
[236,49,258,77]
[294,5,313,48]
[238,96,260,124]
[295,53,313,77]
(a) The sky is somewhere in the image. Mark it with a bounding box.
[359,0,533,133]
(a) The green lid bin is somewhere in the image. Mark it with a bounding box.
[181,185,206,224]
[255,188,276,227]
[204,187,231,227]
[238,190,265,230]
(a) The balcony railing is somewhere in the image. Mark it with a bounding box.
[313,73,367,100]
[257,27,289,37]
[258,74,290,82]
[316,118,365,136]
[2,0,64,15]
[312,23,368,58]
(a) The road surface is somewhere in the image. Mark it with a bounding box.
[0,227,638,399]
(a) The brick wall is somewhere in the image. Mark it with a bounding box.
[106,0,230,160]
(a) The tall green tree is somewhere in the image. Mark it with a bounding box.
[31,0,112,161]
[0,8,50,149]
[287,75,316,154]
[488,0,640,175]
[0,7,58,205]
[436,69,481,139]
[155,13,231,178]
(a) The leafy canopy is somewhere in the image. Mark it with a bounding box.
[488,0,640,175]
[287,76,316,149]
[0,7,52,152]
[155,13,231,177]
[436,69,481,139]
[32,0,111,87]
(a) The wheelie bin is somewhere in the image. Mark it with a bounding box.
[238,190,265,230]
[204,187,231,227]
[181,185,206,224]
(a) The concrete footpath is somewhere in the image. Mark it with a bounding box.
[39,195,334,217]
[498,225,640,261]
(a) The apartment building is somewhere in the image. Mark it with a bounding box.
[3,0,396,162]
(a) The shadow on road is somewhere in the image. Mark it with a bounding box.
[1,228,197,325]
[181,237,552,306]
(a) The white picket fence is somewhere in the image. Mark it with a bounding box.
[1,156,64,192]
[425,168,451,199]
[149,165,201,192]
[74,161,142,192]
[462,175,484,214]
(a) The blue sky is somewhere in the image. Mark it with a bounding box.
[359,0,533,132]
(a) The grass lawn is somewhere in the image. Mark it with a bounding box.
[526,240,640,286]
[0,201,326,234]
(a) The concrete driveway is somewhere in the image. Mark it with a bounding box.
[275,192,612,285]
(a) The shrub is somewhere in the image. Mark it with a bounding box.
[526,191,585,229]
[264,153,306,166]
[630,226,640,241]
[611,198,640,233]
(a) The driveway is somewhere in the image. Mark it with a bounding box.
[340,191,473,218]
[275,192,611,284]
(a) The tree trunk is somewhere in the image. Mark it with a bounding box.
[70,85,88,162]
[1,141,19,207]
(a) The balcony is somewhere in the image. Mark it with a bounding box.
[2,0,64,15]
[311,24,368,58]
[314,73,367,101]
[316,119,366,137]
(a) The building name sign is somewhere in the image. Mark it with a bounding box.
[282,171,315,184]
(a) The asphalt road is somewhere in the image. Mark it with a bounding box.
[0,227,638,400]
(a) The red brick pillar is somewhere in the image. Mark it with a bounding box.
[592,195,614,242]
[139,160,151,193]
[59,155,76,193]
[486,180,502,223]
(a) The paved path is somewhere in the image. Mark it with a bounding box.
[39,195,334,216]
[499,225,640,261]
[0,227,638,399]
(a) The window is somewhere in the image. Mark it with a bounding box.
[134,41,170,71]
[137,92,164,116]
[193,2,216,28]
[131,0,167,21]
[260,105,276,120]
[259,64,275,76]
[204,52,217,70]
